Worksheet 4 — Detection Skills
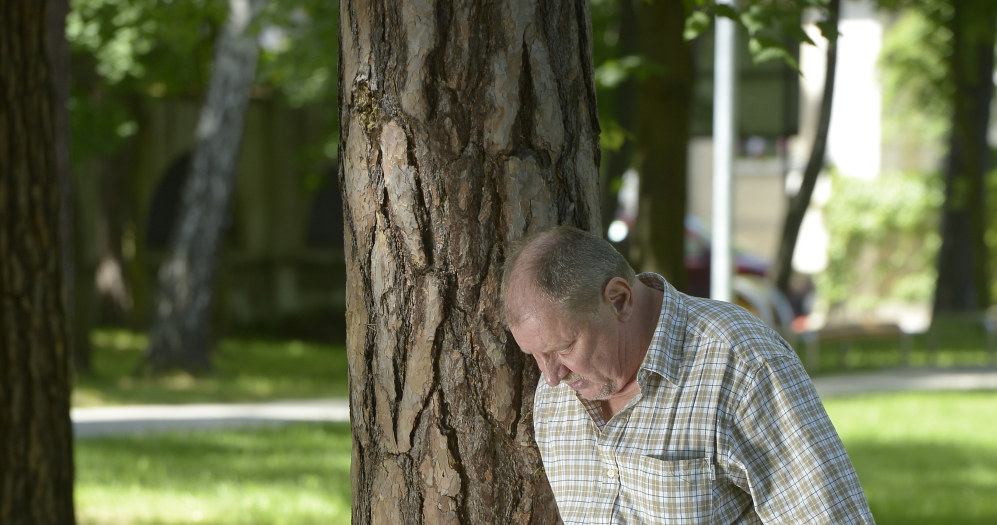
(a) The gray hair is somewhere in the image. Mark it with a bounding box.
[501,225,636,325]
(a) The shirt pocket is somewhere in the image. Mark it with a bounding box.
[616,454,714,524]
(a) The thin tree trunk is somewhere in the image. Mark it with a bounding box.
[144,0,264,373]
[94,146,135,323]
[773,0,839,295]
[630,0,693,288]
[933,1,995,314]
[0,1,76,522]
[340,2,601,523]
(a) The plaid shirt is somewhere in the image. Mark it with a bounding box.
[533,274,875,524]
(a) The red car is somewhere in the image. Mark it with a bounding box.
[683,215,769,299]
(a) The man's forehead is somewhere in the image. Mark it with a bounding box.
[510,314,570,355]
[504,276,546,321]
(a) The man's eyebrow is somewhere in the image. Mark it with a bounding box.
[543,340,573,355]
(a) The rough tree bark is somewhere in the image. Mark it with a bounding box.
[772,0,839,296]
[339,1,601,523]
[629,0,692,288]
[933,0,995,314]
[0,1,76,523]
[144,0,264,372]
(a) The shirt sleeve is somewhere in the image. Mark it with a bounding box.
[727,355,876,524]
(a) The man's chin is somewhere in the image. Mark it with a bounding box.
[574,383,612,401]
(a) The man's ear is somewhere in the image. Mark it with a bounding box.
[603,277,633,320]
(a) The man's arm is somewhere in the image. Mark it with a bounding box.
[727,355,876,524]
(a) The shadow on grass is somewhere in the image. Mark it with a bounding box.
[74,330,349,406]
[846,440,997,525]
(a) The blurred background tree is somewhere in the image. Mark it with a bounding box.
[143,0,267,373]
[822,0,996,321]
[65,0,340,373]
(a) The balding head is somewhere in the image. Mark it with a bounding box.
[501,226,636,327]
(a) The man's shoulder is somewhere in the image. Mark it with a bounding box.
[675,295,802,383]
[685,296,790,347]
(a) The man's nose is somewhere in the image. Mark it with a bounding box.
[539,354,568,386]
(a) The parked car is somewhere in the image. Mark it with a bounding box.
[683,215,769,299]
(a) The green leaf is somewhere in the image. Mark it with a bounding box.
[684,10,712,41]
[815,20,840,43]
[747,36,800,71]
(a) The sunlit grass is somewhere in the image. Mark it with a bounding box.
[826,391,997,524]
[73,329,348,406]
[75,423,352,525]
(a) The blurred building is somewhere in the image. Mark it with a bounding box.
[687,0,891,273]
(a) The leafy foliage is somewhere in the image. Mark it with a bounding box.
[67,0,224,91]
[65,0,338,166]
[817,171,944,311]
[684,0,834,70]
[256,0,339,108]
[879,6,953,148]
[66,0,226,165]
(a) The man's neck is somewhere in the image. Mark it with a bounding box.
[600,280,664,420]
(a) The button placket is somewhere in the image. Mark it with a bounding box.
[600,448,618,480]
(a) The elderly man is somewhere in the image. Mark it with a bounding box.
[502,226,874,524]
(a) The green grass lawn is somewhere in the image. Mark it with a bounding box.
[75,423,352,525]
[825,391,997,525]
[73,329,349,406]
[74,390,997,524]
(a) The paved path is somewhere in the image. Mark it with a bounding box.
[72,367,997,439]
[73,398,349,439]
[812,366,997,399]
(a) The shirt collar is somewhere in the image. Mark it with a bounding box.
[636,272,687,386]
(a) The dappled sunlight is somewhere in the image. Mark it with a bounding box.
[159,372,202,391]
[90,329,149,353]
[75,424,352,525]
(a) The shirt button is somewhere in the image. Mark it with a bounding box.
[606,469,617,480]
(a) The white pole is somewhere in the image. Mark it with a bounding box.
[711,5,736,303]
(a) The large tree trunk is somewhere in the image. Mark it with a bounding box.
[144,0,264,372]
[629,0,693,288]
[933,1,995,314]
[340,1,601,523]
[0,2,76,523]
[773,0,839,296]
